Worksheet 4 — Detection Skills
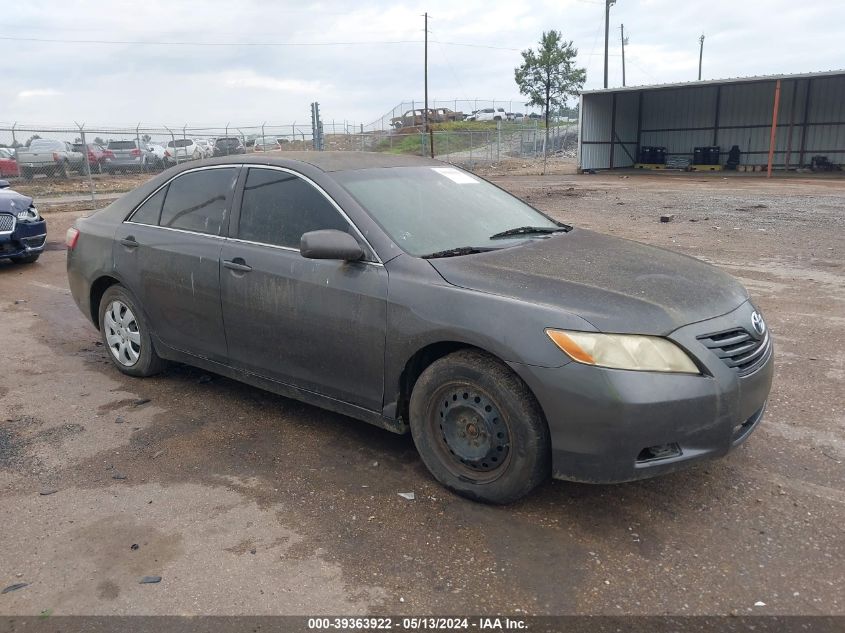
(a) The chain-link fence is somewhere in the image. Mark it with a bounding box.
[0,117,577,200]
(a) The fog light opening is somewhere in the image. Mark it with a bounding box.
[636,443,682,463]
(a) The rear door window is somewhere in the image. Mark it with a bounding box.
[130,186,168,225]
[237,167,348,248]
[160,168,238,236]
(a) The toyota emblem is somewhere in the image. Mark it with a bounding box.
[750,311,766,338]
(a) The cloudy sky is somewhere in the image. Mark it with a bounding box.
[1,0,840,128]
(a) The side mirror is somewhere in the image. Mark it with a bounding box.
[300,229,364,262]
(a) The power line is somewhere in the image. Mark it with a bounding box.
[0,34,522,51]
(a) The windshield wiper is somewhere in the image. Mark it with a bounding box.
[489,225,572,240]
[422,246,496,259]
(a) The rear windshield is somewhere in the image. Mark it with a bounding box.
[108,141,137,150]
[215,138,239,146]
[29,139,63,150]
[72,144,86,152]
[167,139,193,148]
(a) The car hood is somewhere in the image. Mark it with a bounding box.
[427,228,748,335]
[0,189,33,213]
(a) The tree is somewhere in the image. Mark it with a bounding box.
[25,134,41,147]
[141,133,151,143]
[514,31,586,165]
[93,136,105,145]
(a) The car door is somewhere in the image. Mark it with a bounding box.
[220,166,388,411]
[114,166,240,363]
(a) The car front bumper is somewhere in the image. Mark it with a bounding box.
[0,219,48,259]
[510,301,774,483]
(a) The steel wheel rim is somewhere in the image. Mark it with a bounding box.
[104,300,141,367]
[429,383,512,483]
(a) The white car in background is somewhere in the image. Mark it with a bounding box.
[195,140,213,158]
[474,107,508,122]
[146,144,167,168]
[165,138,201,163]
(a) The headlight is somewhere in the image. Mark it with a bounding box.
[546,329,700,374]
[16,206,40,222]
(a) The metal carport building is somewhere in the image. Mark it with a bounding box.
[578,70,845,173]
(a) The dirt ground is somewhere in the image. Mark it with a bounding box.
[0,171,842,617]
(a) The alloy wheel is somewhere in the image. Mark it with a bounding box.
[104,300,141,366]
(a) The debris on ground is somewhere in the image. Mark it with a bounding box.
[660,214,676,223]
[198,375,213,384]
[2,583,29,594]
[38,488,58,496]
[139,576,162,584]
[115,416,125,424]
[398,492,415,500]
[132,398,151,406]
[130,544,139,551]
[754,601,766,607]
[112,472,127,480]
[14,300,26,305]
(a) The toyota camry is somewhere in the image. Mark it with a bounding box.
[66,153,773,503]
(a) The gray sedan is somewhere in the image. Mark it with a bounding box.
[66,153,773,503]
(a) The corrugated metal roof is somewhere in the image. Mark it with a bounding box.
[581,69,845,95]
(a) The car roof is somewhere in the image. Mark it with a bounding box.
[193,151,443,173]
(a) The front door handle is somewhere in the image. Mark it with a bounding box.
[119,236,139,248]
[223,257,253,272]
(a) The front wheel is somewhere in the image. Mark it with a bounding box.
[409,349,551,504]
[98,285,166,377]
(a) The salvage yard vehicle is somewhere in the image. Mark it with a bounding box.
[0,180,46,264]
[0,148,19,177]
[213,137,246,156]
[15,139,86,179]
[72,142,111,174]
[66,152,773,504]
[105,140,154,173]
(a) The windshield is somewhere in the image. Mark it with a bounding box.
[335,166,560,257]
[108,140,136,150]
[167,139,193,148]
[216,138,239,146]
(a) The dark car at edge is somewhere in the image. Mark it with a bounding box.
[65,152,774,503]
[0,180,47,264]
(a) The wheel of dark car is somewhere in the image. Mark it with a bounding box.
[409,349,551,504]
[10,253,40,264]
[98,285,166,377]
[57,160,69,179]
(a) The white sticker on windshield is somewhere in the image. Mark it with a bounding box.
[431,167,479,184]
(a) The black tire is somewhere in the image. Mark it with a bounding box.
[98,285,166,377]
[10,253,40,264]
[57,160,69,179]
[21,167,33,180]
[409,349,551,504]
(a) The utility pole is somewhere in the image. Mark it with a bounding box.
[424,12,434,158]
[698,34,705,81]
[620,24,628,87]
[604,0,616,89]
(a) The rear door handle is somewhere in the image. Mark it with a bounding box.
[223,258,253,272]
[119,236,139,248]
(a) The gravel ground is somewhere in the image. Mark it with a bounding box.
[0,171,842,617]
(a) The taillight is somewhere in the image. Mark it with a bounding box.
[130,148,141,157]
[52,152,60,161]
[66,227,80,250]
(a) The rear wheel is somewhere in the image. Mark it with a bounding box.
[57,160,69,178]
[409,349,551,504]
[21,167,33,180]
[98,285,166,377]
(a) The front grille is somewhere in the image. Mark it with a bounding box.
[0,213,15,233]
[698,327,771,376]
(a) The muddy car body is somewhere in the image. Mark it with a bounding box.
[66,152,773,503]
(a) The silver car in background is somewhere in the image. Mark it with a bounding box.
[104,140,154,173]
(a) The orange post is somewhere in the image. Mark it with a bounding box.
[767,79,782,178]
